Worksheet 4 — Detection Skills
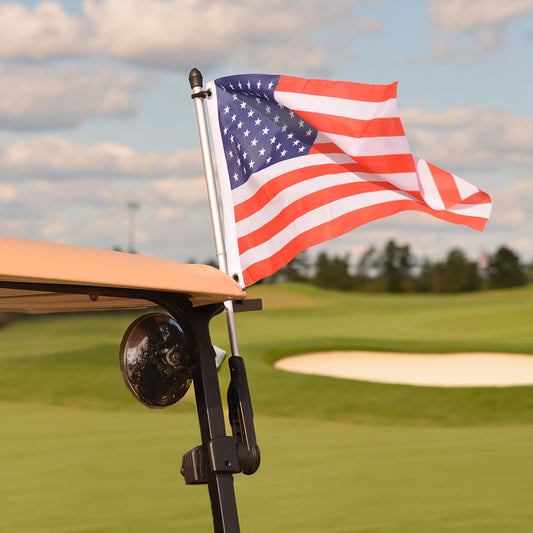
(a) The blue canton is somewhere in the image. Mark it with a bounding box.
[213,74,318,190]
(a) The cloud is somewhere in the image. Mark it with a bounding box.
[425,0,533,62]
[0,0,382,73]
[83,0,337,72]
[0,136,202,178]
[0,1,86,61]
[0,65,145,130]
[402,107,533,172]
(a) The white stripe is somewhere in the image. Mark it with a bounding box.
[275,90,399,121]
[414,157,446,211]
[238,189,410,270]
[448,203,492,219]
[205,81,244,285]
[232,151,418,206]
[235,171,416,235]
[321,133,411,157]
[231,152,353,205]
[454,173,481,201]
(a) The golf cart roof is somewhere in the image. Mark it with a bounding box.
[0,236,245,313]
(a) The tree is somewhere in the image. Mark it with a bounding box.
[375,240,414,292]
[441,248,481,292]
[314,252,353,291]
[488,246,526,288]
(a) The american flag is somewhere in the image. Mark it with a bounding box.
[206,74,492,287]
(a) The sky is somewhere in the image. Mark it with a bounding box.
[0,0,532,269]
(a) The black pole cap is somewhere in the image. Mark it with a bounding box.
[189,68,203,89]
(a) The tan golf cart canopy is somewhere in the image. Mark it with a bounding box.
[0,236,245,314]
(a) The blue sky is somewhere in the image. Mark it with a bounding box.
[1,0,532,268]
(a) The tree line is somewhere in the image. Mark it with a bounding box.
[265,240,530,293]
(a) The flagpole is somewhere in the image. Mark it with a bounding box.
[189,67,241,358]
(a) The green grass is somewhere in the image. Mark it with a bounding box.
[1,284,533,531]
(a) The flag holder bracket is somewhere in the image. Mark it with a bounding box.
[191,88,212,99]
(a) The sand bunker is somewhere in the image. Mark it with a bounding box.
[274,351,533,387]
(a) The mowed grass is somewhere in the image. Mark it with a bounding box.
[1,283,533,532]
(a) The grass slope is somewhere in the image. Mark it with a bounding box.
[1,284,533,532]
[1,284,533,425]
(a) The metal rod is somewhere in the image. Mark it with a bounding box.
[189,68,241,358]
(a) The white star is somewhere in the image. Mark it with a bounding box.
[299,119,304,128]
[281,149,287,157]
[270,136,276,144]
[273,114,280,123]
[231,114,237,122]
[255,118,262,125]
[243,129,250,137]
[249,160,255,168]
[257,80,261,89]
[306,129,313,136]
[237,121,243,129]
[276,143,281,150]
[238,81,243,89]
[224,106,230,114]
[298,146,306,153]
[248,109,254,117]
[281,124,288,132]
[229,83,235,90]
[266,156,272,164]
[242,152,248,160]
[287,132,294,139]
[223,127,228,135]
[233,172,239,181]
[268,81,274,90]
[247,81,251,89]
[228,150,234,158]
[289,110,295,118]
[251,138,258,146]
[240,101,247,109]
[259,148,266,156]
[262,127,270,135]
[265,105,271,114]
[293,139,300,146]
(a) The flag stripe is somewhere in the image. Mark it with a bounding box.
[239,197,489,286]
[237,181,404,254]
[297,111,406,138]
[276,75,398,102]
[276,90,400,121]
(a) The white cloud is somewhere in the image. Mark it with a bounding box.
[0,1,86,60]
[426,0,533,62]
[0,0,381,73]
[430,0,533,33]
[0,65,144,130]
[402,107,533,172]
[0,136,202,178]
[83,0,337,72]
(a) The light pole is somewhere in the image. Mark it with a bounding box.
[127,201,140,253]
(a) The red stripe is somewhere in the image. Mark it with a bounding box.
[241,199,489,285]
[298,111,405,138]
[237,181,400,254]
[276,75,398,102]
[426,162,462,208]
[235,161,374,221]
[308,146,417,174]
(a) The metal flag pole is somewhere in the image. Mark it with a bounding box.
[187,67,261,533]
[188,67,241,358]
